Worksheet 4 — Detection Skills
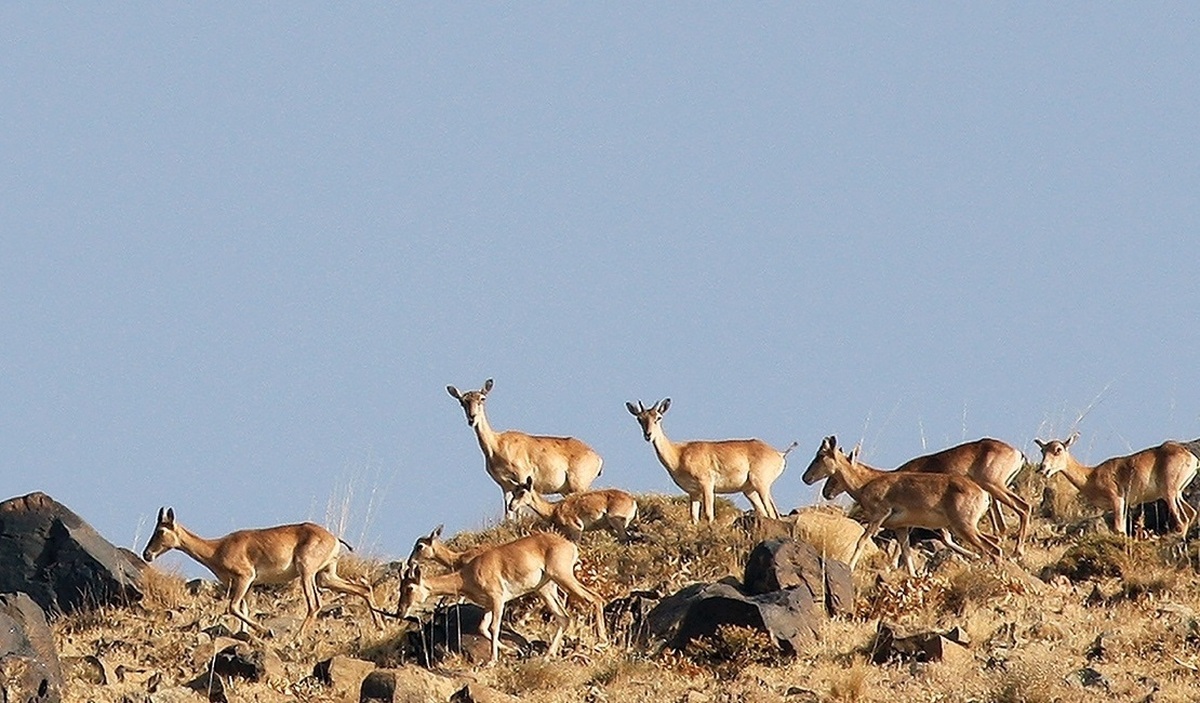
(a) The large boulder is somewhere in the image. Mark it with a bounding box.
[0,492,143,615]
[407,603,530,666]
[650,580,822,655]
[743,538,854,616]
[0,591,64,703]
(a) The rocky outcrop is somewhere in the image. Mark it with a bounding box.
[0,591,64,703]
[743,538,854,616]
[407,603,530,666]
[0,492,143,615]
[646,538,855,655]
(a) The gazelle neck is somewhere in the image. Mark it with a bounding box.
[432,541,468,568]
[471,408,501,458]
[173,525,222,573]
[1054,454,1094,492]
[524,492,558,521]
[423,570,467,599]
[648,423,682,471]
[834,454,883,499]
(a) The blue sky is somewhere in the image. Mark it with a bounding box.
[3,5,1199,573]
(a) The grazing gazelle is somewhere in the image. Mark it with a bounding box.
[802,436,1001,575]
[397,531,608,664]
[141,508,380,635]
[1035,433,1199,536]
[407,524,487,569]
[448,378,604,518]
[507,476,639,541]
[819,438,1031,555]
[626,398,796,523]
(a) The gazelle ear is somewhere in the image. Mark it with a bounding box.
[625,401,640,416]
[165,507,175,525]
[657,398,671,414]
[447,385,462,400]
[156,507,165,524]
[847,445,860,463]
[431,524,443,539]
[822,436,836,452]
[1033,438,1047,450]
[1065,432,1079,448]
[482,378,494,394]
[522,476,534,490]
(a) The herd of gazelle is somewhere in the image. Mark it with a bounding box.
[140,378,1200,662]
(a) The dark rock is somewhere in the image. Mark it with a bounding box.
[603,589,661,647]
[1072,666,1111,690]
[0,591,63,703]
[186,670,228,702]
[869,622,972,666]
[743,538,854,616]
[313,655,376,702]
[649,580,821,655]
[208,642,282,682]
[360,667,459,702]
[407,603,530,667]
[0,492,143,615]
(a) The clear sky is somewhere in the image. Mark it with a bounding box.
[3,6,1199,574]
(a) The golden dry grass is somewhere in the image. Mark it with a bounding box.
[50,492,1200,702]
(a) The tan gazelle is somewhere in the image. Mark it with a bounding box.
[820,438,1031,555]
[802,436,1001,575]
[1035,433,1198,536]
[448,379,604,518]
[626,398,795,523]
[507,476,639,541]
[397,531,608,664]
[141,507,380,635]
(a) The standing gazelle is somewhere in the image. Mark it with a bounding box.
[448,379,604,518]
[1035,433,1199,536]
[397,531,608,664]
[507,476,639,541]
[802,436,1001,575]
[819,438,1031,555]
[141,508,380,635]
[626,398,795,524]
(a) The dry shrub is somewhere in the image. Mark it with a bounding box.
[492,658,580,695]
[939,564,1026,615]
[1042,532,1132,582]
[863,572,946,621]
[1031,471,1085,522]
[139,566,188,612]
[826,659,871,702]
[1110,565,1179,603]
[990,657,1059,703]
[684,625,787,680]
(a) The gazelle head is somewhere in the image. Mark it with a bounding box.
[408,524,445,563]
[625,398,670,442]
[447,378,493,428]
[1034,432,1078,478]
[507,476,537,516]
[802,435,844,485]
[142,507,181,563]
[396,561,431,620]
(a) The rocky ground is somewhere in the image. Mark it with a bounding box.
[47,487,1200,703]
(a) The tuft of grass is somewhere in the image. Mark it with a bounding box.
[491,658,582,695]
[826,659,871,702]
[139,565,189,612]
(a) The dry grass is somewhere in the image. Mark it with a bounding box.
[50,491,1200,702]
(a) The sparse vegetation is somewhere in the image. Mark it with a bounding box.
[50,492,1200,702]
